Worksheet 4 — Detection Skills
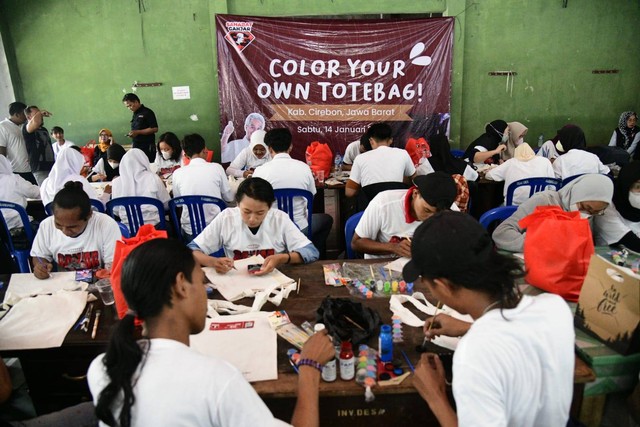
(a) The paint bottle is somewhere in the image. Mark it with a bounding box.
[339,341,355,380]
[314,323,336,382]
[379,324,393,363]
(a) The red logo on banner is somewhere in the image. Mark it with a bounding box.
[209,320,255,331]
[224,21,255,53]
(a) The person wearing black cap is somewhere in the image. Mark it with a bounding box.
[351,171,457,259]
[403,211,574,427]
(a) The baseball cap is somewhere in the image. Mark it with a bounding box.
[413,172,457,209]
[403,211,493,283]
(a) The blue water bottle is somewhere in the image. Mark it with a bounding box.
[379,324,393,363]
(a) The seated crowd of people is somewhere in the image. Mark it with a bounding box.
[1,100,639,426]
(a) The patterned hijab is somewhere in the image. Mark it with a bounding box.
[618,111,638,149]
[98,128,113,152]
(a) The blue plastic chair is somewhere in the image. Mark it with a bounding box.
[450,149,465,158]
[479,206,518,230]
[273,188,314,239]
[118,222,130,238]
[169,195,227,246]
[106,196,166,236]
[505,177,562,206]
[45,199,105,216]
[0,201,36,273]
[344,211,365,259]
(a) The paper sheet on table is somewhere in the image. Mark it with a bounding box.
[0,290,88,350]
[3,272,84,306]
[190,311,277,382]
[384,257,410,273]
[203,256,296,302]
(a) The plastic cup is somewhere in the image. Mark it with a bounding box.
[95,279,115,306]
[316,170,325,184]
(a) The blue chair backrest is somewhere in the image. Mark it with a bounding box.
[169,195,227,243]
[344,211,365,259]
[273,188,314,239]
[0,201,35,273]
[479,205,518,230]
[505,177,562,206]
[45,199,105,216]
[450,149,465,158]
[106,196,166,236]
[118,222,130,238]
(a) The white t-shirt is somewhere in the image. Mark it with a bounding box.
[30,212,121,270]
[536,140,560,160]
[354,189,422,259]
[221,137,250,163]
[0,118,30,173]
[593,203,634,246]
[252,153,316,230]
[172,158,234,235]
[342,140,361,165]
[349,146,415,187]
[0,174,40,230]
[88,339,290,427]
[484,156,555,205]
[354,189,458,259]
[453,294,574,427]
[552,150,610,180]
[153,152,183,177]
[192,207,312,260]
[225,147,271,178]
[51,140,75,159]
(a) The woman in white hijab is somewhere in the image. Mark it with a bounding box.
[111,148,170,226]
[492,174,624,252]
[40,148,102,207]
[225,130,271,178]
[485,143,554,205]
[0,156,40,232]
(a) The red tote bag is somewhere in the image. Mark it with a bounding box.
[519,206,594,301]
[111,224,168,322]
[305,141,333,178]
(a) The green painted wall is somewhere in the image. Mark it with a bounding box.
[0,0,638,157]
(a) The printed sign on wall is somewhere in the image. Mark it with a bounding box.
[215,15,454,162]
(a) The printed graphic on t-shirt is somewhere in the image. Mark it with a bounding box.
[233,248,275,260]
[57,250,100,271]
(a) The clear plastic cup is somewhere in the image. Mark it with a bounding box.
[95,279,115,306]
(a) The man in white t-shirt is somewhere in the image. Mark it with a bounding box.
[253,128,333,258]
[172,133,235,241]
[341,132,371,171]
[30,182,121,279]
[352,172,457,259]
[220,112,266,163]
[346,122,416,198]
[50,126,75,159]
[0,102,35,184]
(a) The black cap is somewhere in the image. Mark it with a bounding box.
[403,211,493,283]
[413,172,457,209]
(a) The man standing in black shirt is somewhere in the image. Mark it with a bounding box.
[122,93,158,162]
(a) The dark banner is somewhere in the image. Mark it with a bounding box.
[216,14,454,162]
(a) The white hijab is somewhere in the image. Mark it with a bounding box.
[116,148,158,197]
[40,148,87,206]
[558,174,613,209]
[246,130,271,168]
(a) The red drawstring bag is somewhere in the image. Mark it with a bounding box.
[305,141,333,178]
[182,148,214,165]
[405,137,431,166]
[519,206,594,301]
[80,140,96,167]
[111,224,168,324]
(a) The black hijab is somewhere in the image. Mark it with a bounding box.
[613,161,640,222]
[463,119,507,163]
[428,135,467,175]
[555,125,586,154]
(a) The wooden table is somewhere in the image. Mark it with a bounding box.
[0,262,595,423]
